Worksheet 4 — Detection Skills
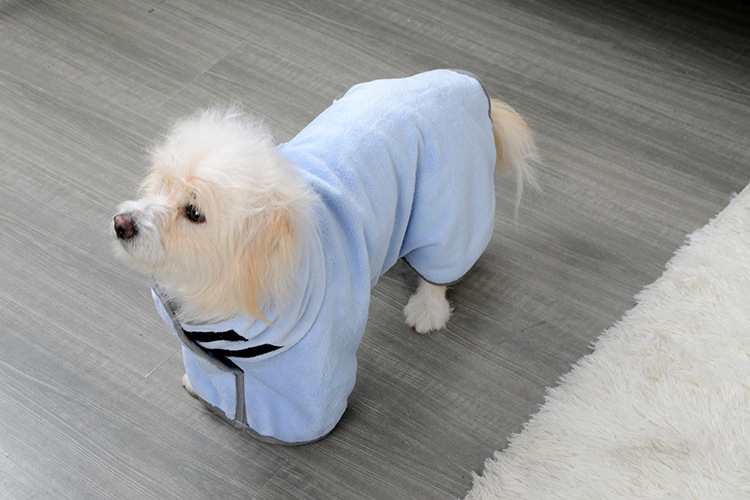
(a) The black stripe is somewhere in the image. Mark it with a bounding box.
[206,344,282,359]
[184,329,247,343]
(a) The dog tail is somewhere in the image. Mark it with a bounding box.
[490,99,540,217]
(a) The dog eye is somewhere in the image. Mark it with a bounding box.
[185,205,206,223]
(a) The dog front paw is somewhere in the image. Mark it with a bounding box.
[181,373,198,398]
[403,281,452,334]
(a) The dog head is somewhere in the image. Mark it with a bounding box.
[113,107,312,323]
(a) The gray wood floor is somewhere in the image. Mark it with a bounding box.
[1,0,748,498]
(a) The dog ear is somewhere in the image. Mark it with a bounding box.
[234,209,294,324]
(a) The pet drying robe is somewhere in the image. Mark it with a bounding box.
[152,69,497,444]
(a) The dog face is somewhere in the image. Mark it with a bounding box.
[113,108,311,323]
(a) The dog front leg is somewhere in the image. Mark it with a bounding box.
[181,373,198,398]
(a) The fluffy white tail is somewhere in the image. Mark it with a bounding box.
[490,99,540,216]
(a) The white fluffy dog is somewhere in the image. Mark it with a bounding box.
[113,70,537,444]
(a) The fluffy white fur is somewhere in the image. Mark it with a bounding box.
[114,107,314,324]
[464,184,750,499]
[114,101,537,331]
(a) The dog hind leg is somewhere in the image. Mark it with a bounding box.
[403,278,452,333]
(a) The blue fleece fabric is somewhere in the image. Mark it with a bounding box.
[152,69,497,444]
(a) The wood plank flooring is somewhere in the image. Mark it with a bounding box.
[1,0,748,498]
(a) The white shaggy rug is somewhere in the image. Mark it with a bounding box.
[465,184,750,499]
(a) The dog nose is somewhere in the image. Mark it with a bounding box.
[114,213,138,239]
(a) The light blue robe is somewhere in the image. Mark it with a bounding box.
[152,69,497,444]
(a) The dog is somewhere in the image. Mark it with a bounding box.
[113,69,538,444]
